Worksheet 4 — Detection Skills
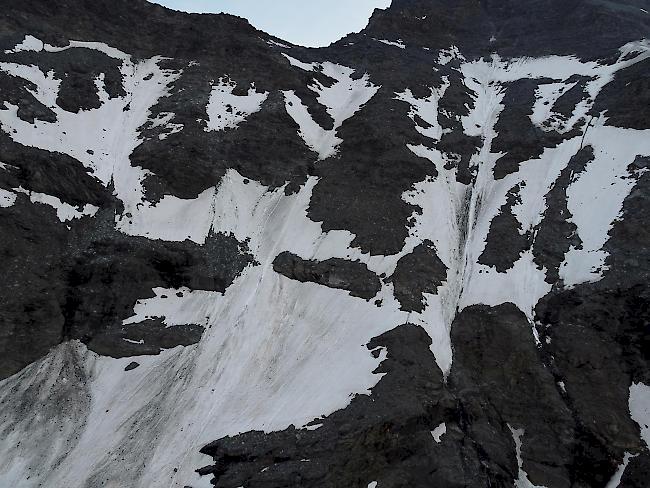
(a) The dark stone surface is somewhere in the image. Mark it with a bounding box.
[533,146,593,284]
[551,75,592,120]
[273,251,381,300]
[620,452,650,488]
[389,240,448,312]
[478,184,531,272]
[592,58,650,129]
[363,0,650,59]
[307,95,435,255]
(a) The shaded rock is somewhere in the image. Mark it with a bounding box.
[273,251,381,300]
[124,361,140,371]
[388,240,447,312]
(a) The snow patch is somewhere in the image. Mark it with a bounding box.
[431,422,446,442]
[204,78,268,132]
[395,80,449,141]
[13,187,98,222]
[605,453,636,488]
[375,38,406,49]
[0,188,16,208]
[437,46,464,65]
[123,287,221,328]
[4,35,44,54]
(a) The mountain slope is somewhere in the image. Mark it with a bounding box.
[0,0,649,487]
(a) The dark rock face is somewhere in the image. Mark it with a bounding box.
[592,58,650,129]
[389,240,447,312]
[0,198,254,377]
[364,0,650,58]
[0,0,649,487]
[532,146,593,284]
[273,252,381,300]
[478,184,531,272]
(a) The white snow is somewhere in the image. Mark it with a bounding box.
[395,81,449,141]
[0,170,411,488]
[509,426,547,488]
[4,35,44,54]
[204,78,268,132]
[266,39,292,49]
[283,89,341,159]
[530,81,576,128]
[602,382,650,487]
[13,187,98,222]
[431,422,446,442]
[629,382,650,448]
[0,188,16,208]
[560,123,650,286]
[391,43,650,376]
[282,54,379,159]
[119,186,217,243]
[375,38,406,49]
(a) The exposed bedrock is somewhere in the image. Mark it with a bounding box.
[388,240,448,312]
[272,251,381,300]
[0,201,254,379]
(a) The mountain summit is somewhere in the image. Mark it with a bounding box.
[0,0,649,487]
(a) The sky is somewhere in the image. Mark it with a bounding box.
[147,0,392,47]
